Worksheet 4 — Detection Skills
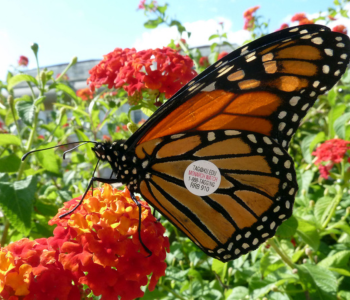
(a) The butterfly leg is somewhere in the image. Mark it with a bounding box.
[130,193,152,257]
[59,176,120,219]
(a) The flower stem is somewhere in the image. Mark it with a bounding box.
[268,238,295,269]
[17,109,39,180]
[159,284,186,300]
[1,218,10,246]
[322,186,343,229]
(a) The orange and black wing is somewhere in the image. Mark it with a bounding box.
[126,25,350,150]
[134,130,297,261]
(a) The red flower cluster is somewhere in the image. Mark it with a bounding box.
[312,139,350,179]
[217,51,228,61]
[0,185,169,300]
[291,12,314,25]
[76,88,94,101]
[277,23,289,31]
[18,56,28,67]
[116,125,129,132]
[199,56,209,68]
[243,6,260,30]
[87,47,197,103]
[333,25,348,35]
[102,135,111,141]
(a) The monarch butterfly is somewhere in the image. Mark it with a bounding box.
[23,24,350,262]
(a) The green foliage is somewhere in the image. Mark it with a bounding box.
[1,1,350,299]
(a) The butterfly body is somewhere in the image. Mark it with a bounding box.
[88,24,350,261]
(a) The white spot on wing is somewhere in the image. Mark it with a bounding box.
[290,96,300,106]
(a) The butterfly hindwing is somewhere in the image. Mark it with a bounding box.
[135,130,297,261]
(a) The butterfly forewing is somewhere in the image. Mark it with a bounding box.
[135,130,297,261]
[130,29,350,149]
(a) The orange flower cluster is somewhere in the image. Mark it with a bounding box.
[76,87,94,101]
[87,47,197,103]
[291,13,314,25]
[243,6,259,30]
[0,185,169,300]
[312,139,350,179]
[333,25,348,35]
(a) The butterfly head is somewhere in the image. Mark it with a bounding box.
[91,140,128,165]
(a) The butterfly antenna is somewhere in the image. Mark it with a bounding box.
[22,141,97,161]
[63,142,92,159]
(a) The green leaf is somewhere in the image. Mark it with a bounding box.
[296,218,320,250]
[0,176,37,235]
[157,4,167,14]
[276,215,298,238]
[141,107,155,117]
[328,267,350,277]
[328,104,346,138]
[333,112,350,139]
[301,134,317,163]
[318,250,350,268]
[209,34,219,40]
[8,74,38,90]
[34,142,61,175]
[50,83,79,102]
[0,154,21,173]
[260,251,284,277]
[75,129,95,161]
[144,17,163,29]
[54,103,89,117]
[34,96,46,107]
[226,286,249,300]
[15,99,35,126]
[210,42,218,53]
[35,200,59,216]
[298,264,337,300]
[314,197,333,227]
[327,88,337,106]
[309,132,326,153]
[0,134,21,146]
[212,259,225,277]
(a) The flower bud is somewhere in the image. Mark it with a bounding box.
[346,207,350,215]
[31,43,39,56]
[40,70,46,84]
[305,248,312,256]
[271,285,278,292]
[309,200,315,207]
[70,56,78,66]
[303,258,307,264]
[127,122,138,133]
[292,268,298,274]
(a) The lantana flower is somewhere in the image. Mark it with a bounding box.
[0,185,169,300]
[291,13,314,25]
[199,56,209,68]
[18,56,28,67]
[278,23,289,31]
[87,47,197,104]
[312,139,350,179]
[333,25,347,35]
[243,6,259,31]
[217,51,228,61]
[76,87,94,101]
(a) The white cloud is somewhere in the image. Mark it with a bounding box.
[133,18,250,50]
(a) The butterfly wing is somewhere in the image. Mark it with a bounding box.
[126,25,350,150]
[135,130,297,261]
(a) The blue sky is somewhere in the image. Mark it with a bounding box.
[0,0,347,81]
